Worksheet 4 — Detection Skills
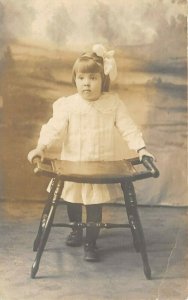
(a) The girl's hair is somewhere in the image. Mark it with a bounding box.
[72,52,110,92]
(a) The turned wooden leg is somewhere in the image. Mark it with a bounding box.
[33,178,57,251]
[121,181,151,280]
[31,177,64,279]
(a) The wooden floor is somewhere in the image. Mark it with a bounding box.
[0,201,187,300]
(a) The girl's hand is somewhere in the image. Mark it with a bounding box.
[27,145,46,163]
[138,148,156,162]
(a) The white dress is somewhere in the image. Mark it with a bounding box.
[38,92,145,205]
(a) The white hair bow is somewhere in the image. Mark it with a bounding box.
[92,44,117,81]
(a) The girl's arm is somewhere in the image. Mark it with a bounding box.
[37,98,69,147]
[28,98,69,163]
[115,100,155,160]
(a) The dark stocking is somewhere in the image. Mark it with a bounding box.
[67,203,82,223]
[85,204,102,243]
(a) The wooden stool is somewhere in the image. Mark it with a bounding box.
[30,156,159,279]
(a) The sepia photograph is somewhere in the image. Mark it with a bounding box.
[0,0,187,299]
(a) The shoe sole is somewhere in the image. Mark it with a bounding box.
[84,253,99,262]
[84,257,99,262]
[66,241,83,247]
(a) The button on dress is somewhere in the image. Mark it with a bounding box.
[38,92,145,205]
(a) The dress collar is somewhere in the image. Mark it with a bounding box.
[73,92,118,114]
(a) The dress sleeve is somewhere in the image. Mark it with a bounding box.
[37,97,69,148]
[115,100,145,151]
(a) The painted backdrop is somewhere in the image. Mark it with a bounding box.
[0,0,187,206]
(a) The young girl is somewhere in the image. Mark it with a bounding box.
[28,44,154,262]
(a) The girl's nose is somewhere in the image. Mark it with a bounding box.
[83,78,90,85]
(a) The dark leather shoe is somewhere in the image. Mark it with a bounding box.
[84,242,99,262]
[66,229,83,247]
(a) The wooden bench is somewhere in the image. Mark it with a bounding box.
[30,156,159,279]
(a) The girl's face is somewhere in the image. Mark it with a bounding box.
[75,72,102,101]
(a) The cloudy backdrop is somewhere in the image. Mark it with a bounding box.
[0,0,187,206]
[0,0,186,54]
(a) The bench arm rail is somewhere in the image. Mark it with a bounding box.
[128,155,160,181]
